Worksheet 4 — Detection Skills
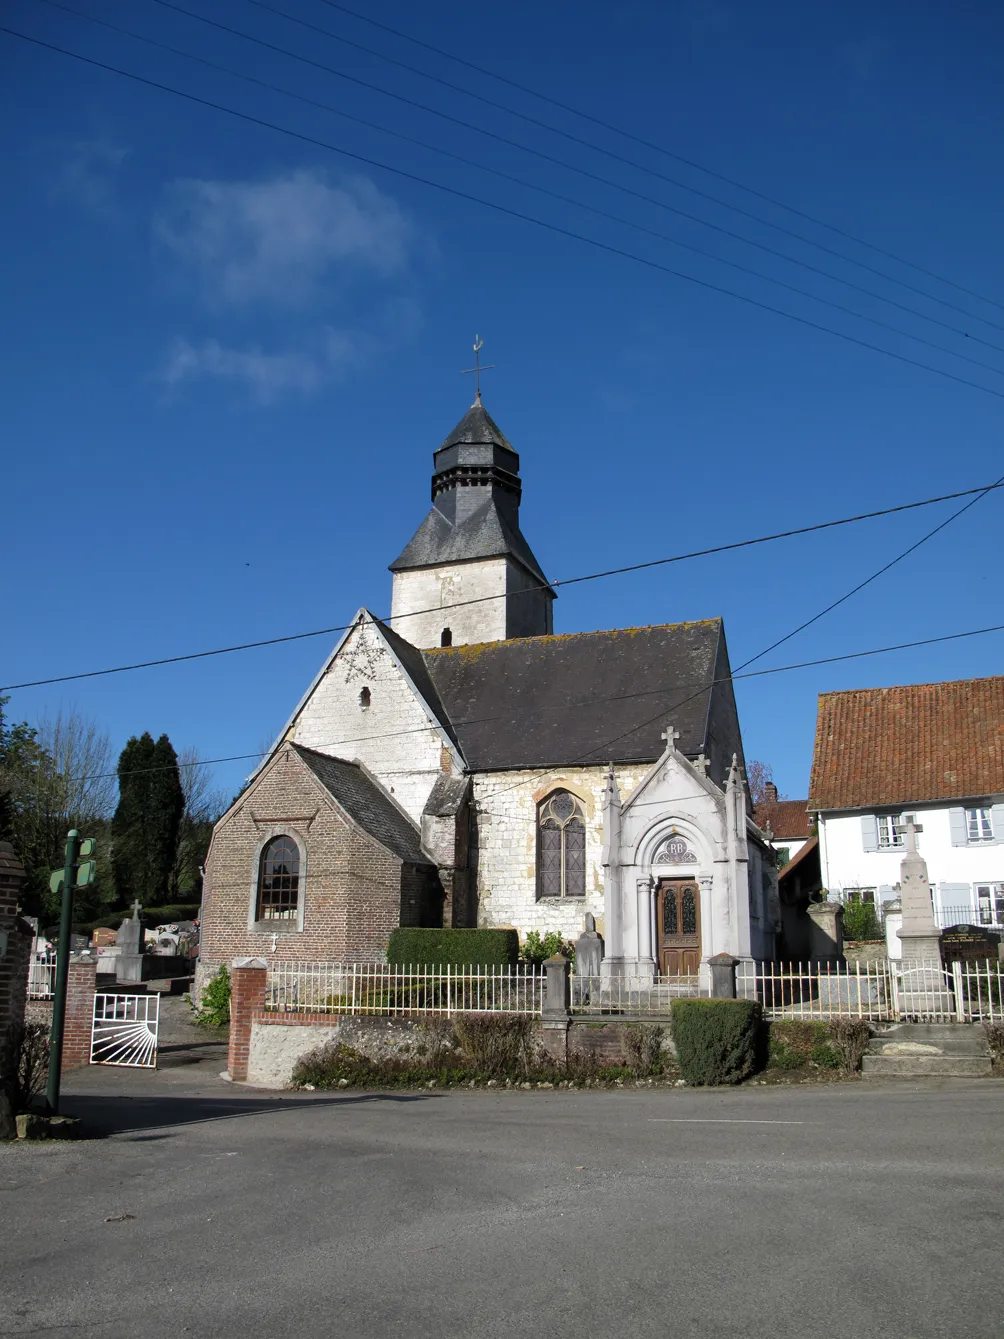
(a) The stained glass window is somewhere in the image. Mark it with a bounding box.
[256,835,300,921]
[536,791,586,898]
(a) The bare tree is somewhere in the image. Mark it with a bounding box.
[746,759,785,808]
[34,708,117,822]
[169,747,228,902]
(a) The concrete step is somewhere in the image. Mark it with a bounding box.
[862,1053,992,1078]
[869,1023,990,1057]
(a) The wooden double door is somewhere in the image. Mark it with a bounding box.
[656,878,701,976]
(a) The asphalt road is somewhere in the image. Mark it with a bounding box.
[2,1064,1002,1339]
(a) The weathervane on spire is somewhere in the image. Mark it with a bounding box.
[461,334,495,405]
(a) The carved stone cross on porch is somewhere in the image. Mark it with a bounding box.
[692,753,710,776]
[661,723,681,752]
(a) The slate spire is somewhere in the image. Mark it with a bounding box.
[389,399,551,591]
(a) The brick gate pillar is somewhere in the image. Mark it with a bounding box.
[228,959,267,1081]
[61,955,97,1070]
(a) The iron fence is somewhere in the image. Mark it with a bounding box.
[27,961,56,1000]
[570,973,702,1015]
[738,959,893,1020]
[265,962,545,1017]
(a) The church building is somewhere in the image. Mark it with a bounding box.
[199,394,781,994]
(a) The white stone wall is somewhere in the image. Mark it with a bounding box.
[246,1021,341,1088]
[291,618,453,823]
[818,803,1004,917]
[473,765,649,942]
[390,558,509,649]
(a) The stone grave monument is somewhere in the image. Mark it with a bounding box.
[573,913,604,1004]
[895,818,953,1014]
[115,901,146,985]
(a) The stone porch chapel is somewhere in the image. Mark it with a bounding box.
[199,392,783,995]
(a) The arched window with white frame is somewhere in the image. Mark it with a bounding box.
[256,835,301,921]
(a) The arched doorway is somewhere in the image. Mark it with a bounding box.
[656,878,701,975]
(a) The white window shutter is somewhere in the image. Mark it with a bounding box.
[948,808,968,846]
[991,802,1004,843]
[878,884,893,905]
[861,814,879,852]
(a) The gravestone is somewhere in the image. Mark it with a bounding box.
[574,913,604,979]
[939,924,1001,966]
[573,913,604,1005]
[115,901,146,985]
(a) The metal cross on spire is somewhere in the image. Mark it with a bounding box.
[461,334,495,405]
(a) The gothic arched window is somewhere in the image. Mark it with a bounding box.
[256,835,300,921]
[536,790,586,899]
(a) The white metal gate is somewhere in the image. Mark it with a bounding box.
[90,993,160,1068]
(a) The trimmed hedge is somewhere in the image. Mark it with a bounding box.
[386,927,519,967]
[670,998,763,1086]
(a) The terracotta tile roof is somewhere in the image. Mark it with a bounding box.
[753,799,812,840]
[808,676,1004,811]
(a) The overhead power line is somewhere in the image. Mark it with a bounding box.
[143,0,1004,357]
[3,477,1003,694]
[65,619,1004,786]
[316,0,1004,322]
[6,24,1004,409]
[37,0,1004,377]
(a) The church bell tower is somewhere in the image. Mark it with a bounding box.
[389,395,555,649]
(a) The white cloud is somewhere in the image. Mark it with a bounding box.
[156,169,410,306]
[160,328,370,403]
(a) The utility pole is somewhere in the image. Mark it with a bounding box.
[45,830,96,1114]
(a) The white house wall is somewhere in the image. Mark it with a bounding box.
[818,804,1004,916]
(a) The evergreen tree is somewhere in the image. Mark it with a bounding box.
[111,733,185,906]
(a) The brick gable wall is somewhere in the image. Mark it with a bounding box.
[199,749,423,988]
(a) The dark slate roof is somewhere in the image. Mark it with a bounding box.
[441,401,513,451]
[423,774,470,818]
[390,495,551,587]
[420,621,727,772]
[292,744,429,865]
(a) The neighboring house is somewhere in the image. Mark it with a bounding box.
[199,394,787,996]
[808,677,1004,928]
[753,783,812,867]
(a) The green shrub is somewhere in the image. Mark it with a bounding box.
[193,965,231,1028]
[386,927,519,968]
[670,999,762,1086]
[451,1013,536,1077]
[842,901,882,941]
[520,930,574,965]
[768,1020,834,1071]
[827,1018,871,1073]
[620,1023,666,1077]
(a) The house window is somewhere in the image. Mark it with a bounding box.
[843,888,876,905]
[975,884,1004,926]
[966,807,993,842]
[536,790,586,899]
[877,814,905,848]
[256,835,300,921]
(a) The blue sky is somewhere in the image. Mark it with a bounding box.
[3,0,1003,803]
